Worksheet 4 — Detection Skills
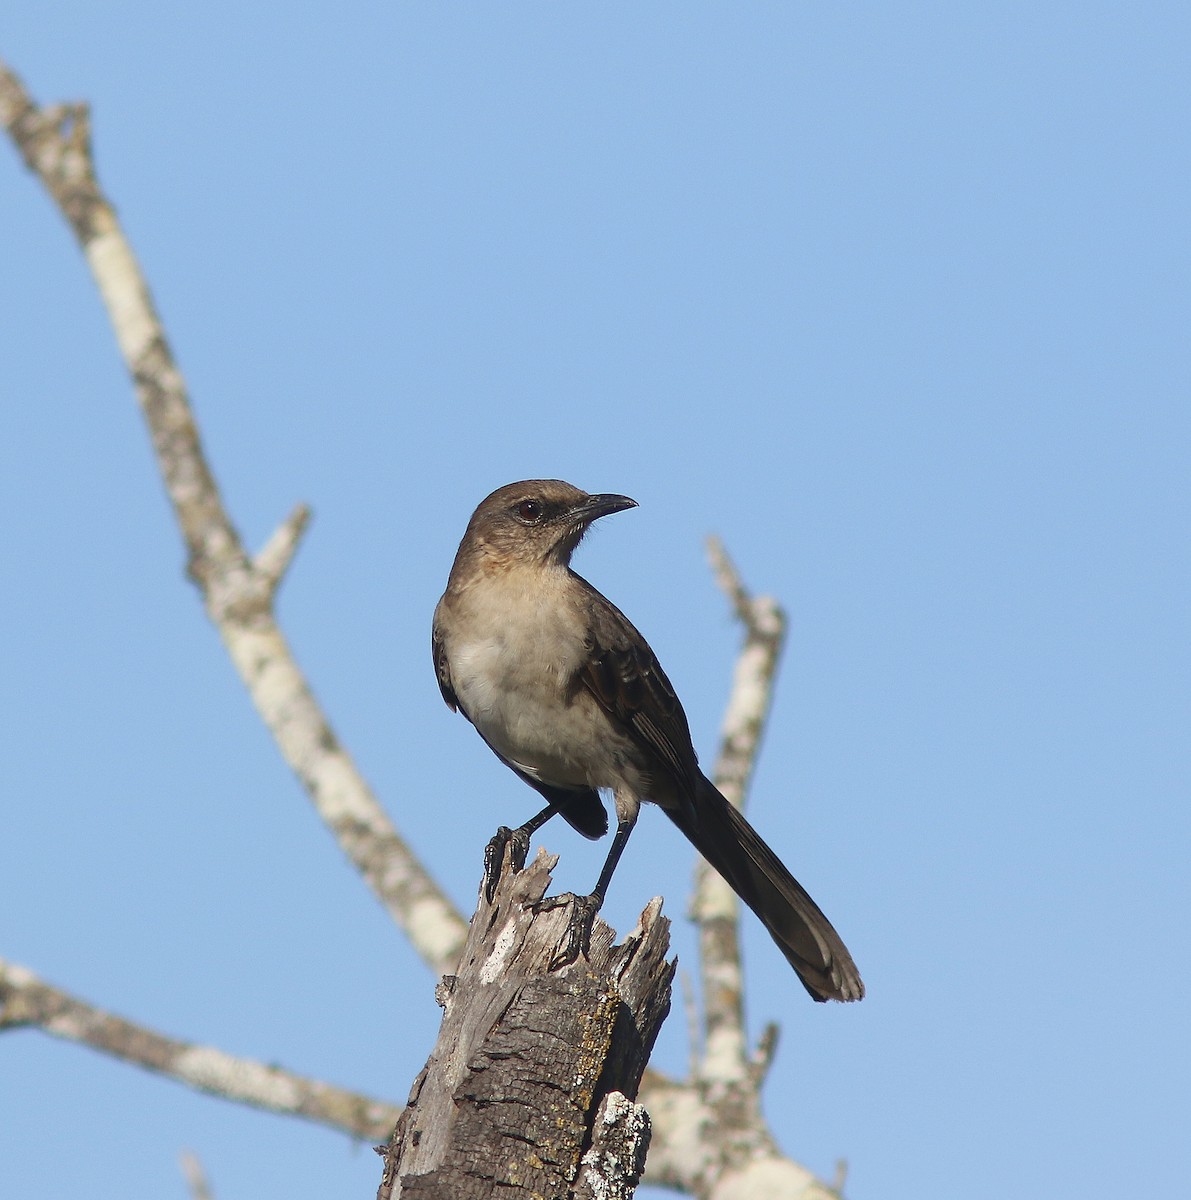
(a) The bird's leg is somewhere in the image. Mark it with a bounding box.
[483,803,560,903]
[535,814,636,970]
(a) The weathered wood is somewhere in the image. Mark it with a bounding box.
[377,846,674,1199]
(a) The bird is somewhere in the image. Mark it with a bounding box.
[432,479,863,1002]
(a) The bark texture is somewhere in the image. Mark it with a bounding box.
[377,848,673,1199]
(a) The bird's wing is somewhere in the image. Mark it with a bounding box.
[431,622,459,711]
[500,764,609,840]
[573,574,702,816]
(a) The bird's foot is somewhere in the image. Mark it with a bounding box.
[483,825,532,903]
[532,891,602,970]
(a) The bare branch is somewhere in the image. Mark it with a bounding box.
[692,536,786,1084]
[180,1151,214,1200]
[705,534,754,625]
[832,1159,849,1195]
[4,58,846,1200]
[0,57,468,977]
[640,1061,840,1200]
[679,967,701,1079]
[0,957,401,1140]
[254,502,313,594]
[703,537,787,807]
[749,1021,780,1087]
[627,538,846,1199]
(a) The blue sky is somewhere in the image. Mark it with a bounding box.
[2,5,1189,1199]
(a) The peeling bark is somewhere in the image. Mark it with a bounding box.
[377,849,673,1199]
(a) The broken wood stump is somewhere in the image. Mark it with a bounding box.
[377,845,674,1199]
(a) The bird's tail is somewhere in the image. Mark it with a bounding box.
[667,776,865,1002]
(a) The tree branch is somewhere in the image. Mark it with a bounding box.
[180,1151,215,1200]
[3,58,850,1200]
[693,536,787,1084]
[0,56,468,978]
[0,957,401,1139]
[630,540,843,1200]
[254,502,313,595]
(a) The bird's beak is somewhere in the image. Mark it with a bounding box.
[575,493,638,524]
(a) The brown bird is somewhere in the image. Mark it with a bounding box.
[432,479,863,1001]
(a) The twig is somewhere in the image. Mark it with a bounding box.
[749,1021,780,1087]
[679,966,701,1079]
[0,957,401,1140]
[832,1157,849,1195]
[180,1151,214,1200]
[254,502,312,594]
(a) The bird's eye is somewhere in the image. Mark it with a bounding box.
[515,499,544,523]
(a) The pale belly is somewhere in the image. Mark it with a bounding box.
[450,633,601,787]
[438,569,654,804]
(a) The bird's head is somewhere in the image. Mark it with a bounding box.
[460,479,638,568]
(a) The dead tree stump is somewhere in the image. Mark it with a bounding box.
[376,846,674,1199]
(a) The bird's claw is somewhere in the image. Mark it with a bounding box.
[483,825,531,903]
[533,892,601,970]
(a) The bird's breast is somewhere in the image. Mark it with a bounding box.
[441,574,626,790]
